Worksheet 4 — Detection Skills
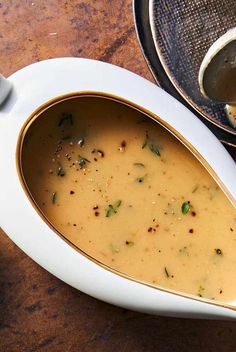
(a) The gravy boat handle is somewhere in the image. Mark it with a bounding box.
[0,74,12,106]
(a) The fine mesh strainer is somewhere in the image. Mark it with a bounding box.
[133,0,236,146]
[150,0,236,135]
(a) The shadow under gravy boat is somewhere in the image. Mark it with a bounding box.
[0,58,235,320]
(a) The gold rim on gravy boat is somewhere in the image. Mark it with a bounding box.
[16,92,236,312]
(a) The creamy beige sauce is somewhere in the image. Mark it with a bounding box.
[21,96,236,301]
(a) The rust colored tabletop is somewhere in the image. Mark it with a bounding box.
[0,1,236,351]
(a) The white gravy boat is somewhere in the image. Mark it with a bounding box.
[0,58,235,319]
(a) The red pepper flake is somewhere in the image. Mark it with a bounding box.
[73,224,77,227]
[95,211,99,216]
[94,158,98,162]
[230,227,234,232]
[70,190,75,194]
[65,153,72,161]
[93,205,99,210]
[191,211,196,217]
[97,150,104,157]
[189,228,194,234]
[148,227,156,233]
[119,141,127,152]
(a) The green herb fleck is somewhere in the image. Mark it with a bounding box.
[148,143,161,156]
[113,199,122,210]
[58,113,73,128]
[198,285,205,297]
[133,162,145,167]
[57,164,66,176]
[125,241,134,247]
[181,201,190,214]
[52,192,57,204]
[164,267,169,278]
[78,155,90,169]
[142,134,161,156]
[106,200,122,217]
[106,205,115,217]
[215,248,223,255]
[110,243,120,253]
[136,174,148,183]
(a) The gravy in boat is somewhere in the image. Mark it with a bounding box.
[21,96,236,301]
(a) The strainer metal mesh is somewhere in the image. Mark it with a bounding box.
[150,0,236,135]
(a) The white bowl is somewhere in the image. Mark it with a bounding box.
[0,58,235,319]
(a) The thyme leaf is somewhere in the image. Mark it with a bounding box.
[78,155,90,169]
[57,164,66,176]
[133,162,145,167]
[113,199,122,210]
[106,205,115,217]
[181,201,190,214]
[110,243,120,253]
[148,143,161,156]
[58,113,73,128]
[198,285,205,297]
[106,200,122,217]
[141,133,161,156]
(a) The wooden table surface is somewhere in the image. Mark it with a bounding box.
[0,1,236,351]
